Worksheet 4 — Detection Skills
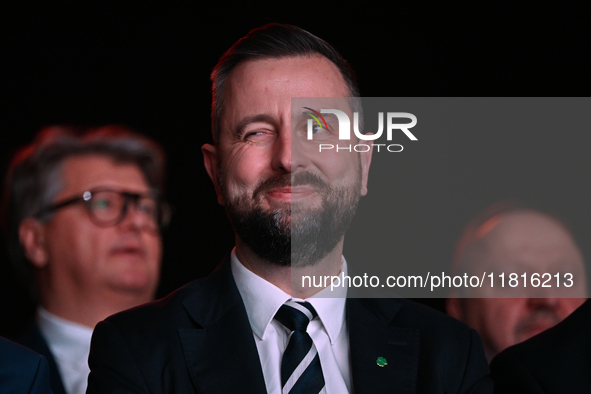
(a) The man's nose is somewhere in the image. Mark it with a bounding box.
[271,127,307,173]
[271,126,292,173]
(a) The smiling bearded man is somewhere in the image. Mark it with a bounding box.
[87,24,492,394]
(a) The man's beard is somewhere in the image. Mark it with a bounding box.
[224,171,361,268]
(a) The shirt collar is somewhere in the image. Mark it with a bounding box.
[37,307,94,365]
[307,260,348,345]
[231,248,347,344]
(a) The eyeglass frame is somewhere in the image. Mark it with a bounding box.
[34,188,171,229]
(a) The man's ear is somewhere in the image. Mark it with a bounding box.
[19,218,48,268]
[202,143,225,205]
[359,135,373,197]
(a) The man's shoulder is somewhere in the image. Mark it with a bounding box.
[490,299,591,393]
[103,278,208,332]
[396,299,479,352]
[97,258,238,342]
[350,297,484,361]
[0,336,51,393]
[0,336,43,369]
[89,276,219,381]
[495,298,591,363]
[88,278,210,393]
[352,297,472,335]
[348,298,492,393]
[398,298,466,325]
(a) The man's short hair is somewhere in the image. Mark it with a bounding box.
[210,23,360,143]
[2,125,166,297]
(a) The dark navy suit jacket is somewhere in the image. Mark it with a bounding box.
[491,299,591,393]
[19,324,67,394]
[87,260,492,393]
[0,336,52,393]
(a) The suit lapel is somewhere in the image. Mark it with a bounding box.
[348,298,420,394]
[179,260,267,393]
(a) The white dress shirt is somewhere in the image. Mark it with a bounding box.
[231,249,351,394]
[37,307,93,394]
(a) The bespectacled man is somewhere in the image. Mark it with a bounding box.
[87,24,492,393]
[3,125,167,394]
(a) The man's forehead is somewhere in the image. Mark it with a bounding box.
[60,154,148,192]
[219,56,351,136]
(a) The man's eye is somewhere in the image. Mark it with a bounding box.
[245,131,262,139]
[244,130,270,141]
[93,199,111,210]
[312,124,324,134]
[137,200,157,215]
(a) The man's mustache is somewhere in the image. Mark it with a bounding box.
[252,172,329,200]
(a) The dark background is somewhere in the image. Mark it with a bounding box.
[1,2,589,335]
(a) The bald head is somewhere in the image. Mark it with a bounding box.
[461,210,585,280]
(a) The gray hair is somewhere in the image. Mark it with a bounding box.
[2,125,166,297]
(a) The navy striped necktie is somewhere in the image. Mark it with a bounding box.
[274,300,326,394]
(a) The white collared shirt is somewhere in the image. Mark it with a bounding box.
[37,307,93,394]
[231,249,351,394]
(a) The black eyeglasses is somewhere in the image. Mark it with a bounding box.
[36,189,170,230]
